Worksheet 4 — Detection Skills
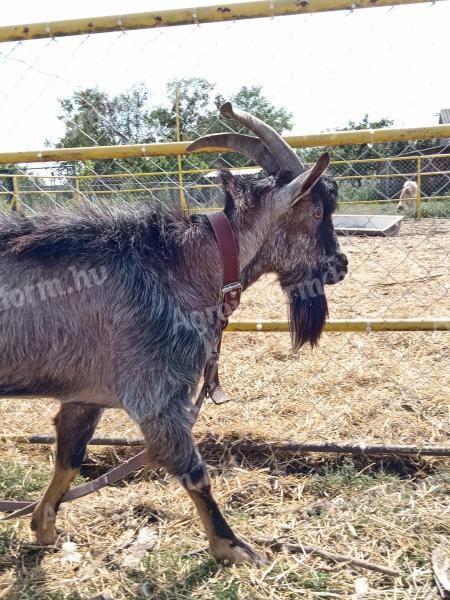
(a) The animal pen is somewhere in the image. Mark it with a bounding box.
[0,1,449,599]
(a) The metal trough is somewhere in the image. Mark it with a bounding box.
[333,214,404,237]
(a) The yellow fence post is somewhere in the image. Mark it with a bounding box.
[175,87,187,210]
[74,177,82,203]
[415,156,422,220]
[11,175,20,212]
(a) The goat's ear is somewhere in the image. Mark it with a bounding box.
[276,153,330,208]
[219,169,237,216]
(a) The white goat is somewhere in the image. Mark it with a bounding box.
[397,180,418,211]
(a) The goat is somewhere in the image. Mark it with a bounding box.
[0,103,348,564]
[397,180,418,211]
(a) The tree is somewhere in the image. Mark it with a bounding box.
[53,78,294,177]
[53,84,154,175]
[148,78,218,142]
[225,85,292,134]
[301,114,433,166]
[299,115,435,201]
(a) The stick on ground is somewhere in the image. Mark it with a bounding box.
[1,434,449,457]
[257,538,400,577]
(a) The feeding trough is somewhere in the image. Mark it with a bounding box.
[333,214,404,237]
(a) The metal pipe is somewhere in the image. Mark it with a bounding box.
[0,434,448,457]
[226,319,450,332]
[0,0,443,44]
[0,152,449,172]
[416,156,422,220]
[11,176,19,212]
[175,86,187,210]
[1,125,450,165]
[74,177,82,203]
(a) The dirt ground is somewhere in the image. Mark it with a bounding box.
[0,218,449,599]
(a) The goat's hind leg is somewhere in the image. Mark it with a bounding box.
[31,403,102,544]
[139,410,263,565]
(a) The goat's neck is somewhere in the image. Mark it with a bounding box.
[232,202,278,279]
[240,247,271,291]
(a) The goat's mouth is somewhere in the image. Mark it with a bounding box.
[321,253,348,285]
[285,275,328,350]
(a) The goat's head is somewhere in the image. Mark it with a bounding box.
[187,103,348,348]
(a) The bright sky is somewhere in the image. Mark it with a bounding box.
[0,0,449,152]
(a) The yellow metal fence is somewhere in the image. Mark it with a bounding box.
[0,0,447,43]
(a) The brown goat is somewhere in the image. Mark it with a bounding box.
[0,104,347,563]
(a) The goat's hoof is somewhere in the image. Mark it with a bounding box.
[210,536,265,565]
[31,522,57,546]
[35,532,57,546]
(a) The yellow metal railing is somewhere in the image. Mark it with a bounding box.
[0,0,445,43]
[226,318,450,332]
[1,125,450,165]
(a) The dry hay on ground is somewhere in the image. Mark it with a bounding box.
[0,218,449,599]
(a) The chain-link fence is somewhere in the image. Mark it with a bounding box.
[1,152,450,216]
[0,3,449,598]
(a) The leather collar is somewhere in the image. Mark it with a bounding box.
[207,212,242,319]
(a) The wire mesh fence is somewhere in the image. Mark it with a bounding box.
[1,152,450,216]
[0,4,449,597]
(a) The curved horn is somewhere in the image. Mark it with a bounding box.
[220,102,305,177]
[186,133,279,175]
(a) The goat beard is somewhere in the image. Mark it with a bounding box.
[287,279,329,350]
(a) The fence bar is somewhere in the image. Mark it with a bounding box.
[0,0,443,44]
[226,319,450,332]
[415,156,422,219]
[74,177,82,203]
[1,125,450,165]
[11,176,19,212]
[1,152,449,174]
[0,434,448,456]
[175,86,187,209]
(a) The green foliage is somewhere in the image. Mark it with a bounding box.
[301,114,433,169]
[420,200,450,218]
[148,78,217,142]
[284,569,331,591]
[54,84,154,175]
[223,85,292,133]
[126,551,236,599]
[212,580,240,599]
[0,460,51,499]
[0,527,14,557]
[338,179,385,202]
[306,457,397,497]
[53,78,294,176]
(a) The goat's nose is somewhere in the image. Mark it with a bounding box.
[398,204,404,212]
[337,252,348,270]
[323,253,348,285]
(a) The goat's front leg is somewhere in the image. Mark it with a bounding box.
[139,410,263,565]
[31,403,102,544]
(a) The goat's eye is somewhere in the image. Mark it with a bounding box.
[314,206,323,219]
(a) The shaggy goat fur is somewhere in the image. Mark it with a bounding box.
[0,157,347,563]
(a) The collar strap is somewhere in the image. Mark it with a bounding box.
[206,212,242,319]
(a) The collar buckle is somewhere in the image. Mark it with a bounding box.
[222,281,242,318]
